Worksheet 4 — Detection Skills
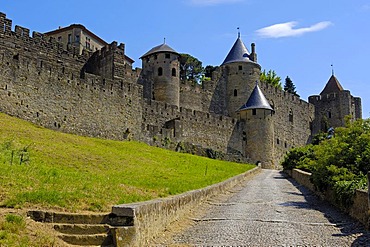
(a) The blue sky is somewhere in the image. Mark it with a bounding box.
[2,0,369,118]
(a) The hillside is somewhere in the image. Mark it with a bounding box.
[0,112,254,212]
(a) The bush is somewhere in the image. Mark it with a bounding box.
[281,118,370,209]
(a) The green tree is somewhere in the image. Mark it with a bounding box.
[284,76,299,97]
[260,69,282,90]
[179,53,204,83]
[204,65,218,78]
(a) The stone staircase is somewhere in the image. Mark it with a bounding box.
[27,210,133,246]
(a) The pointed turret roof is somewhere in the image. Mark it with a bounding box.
[320,75,344,96]
[140,43,178,58]
[222,36,252,65]
[238,83,274,112]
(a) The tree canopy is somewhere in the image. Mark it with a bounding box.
[260,70,282,90]
[179,53,204,83]
[284,76,299,97]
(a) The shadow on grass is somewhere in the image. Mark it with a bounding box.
[278,171,370,247]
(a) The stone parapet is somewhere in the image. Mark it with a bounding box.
[286,168,369,229]
[111,166,261,246]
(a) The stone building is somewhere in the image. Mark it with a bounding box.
[44,24,134,66]
[0,12,362,169]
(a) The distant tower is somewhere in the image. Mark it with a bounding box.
[309,74,362,135]
[140,42,180,107]
[238,83,276,169]
[221,33,261,118]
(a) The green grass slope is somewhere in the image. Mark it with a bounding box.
[0,113,254,212]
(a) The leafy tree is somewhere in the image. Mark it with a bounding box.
[284,76,299,97]
[179,53,204,83]
[282,118,370,208]
[204,65,218,78]
[260,69,282,90]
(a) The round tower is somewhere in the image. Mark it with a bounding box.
[140,42,180,107]
[238,83,275,169]
[221,34,261,118]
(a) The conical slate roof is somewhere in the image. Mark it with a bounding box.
[222,37,251,65]
[320,75,344,96]
[140,43,178,58]
[238,83,274,112]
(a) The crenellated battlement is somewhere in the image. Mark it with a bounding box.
[0,11,361,166]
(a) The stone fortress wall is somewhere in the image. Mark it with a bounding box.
[0,12,362,168]
[0,13,244,161]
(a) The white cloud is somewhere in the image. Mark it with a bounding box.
[189,0,244,6]
[256,21,333,38]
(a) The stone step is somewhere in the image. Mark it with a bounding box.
[53,223,111,235]
[27,210,133,226]
[58,233,114,246]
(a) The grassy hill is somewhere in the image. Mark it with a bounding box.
[0,112,254,212]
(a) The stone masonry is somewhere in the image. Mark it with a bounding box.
[0,13,362,168]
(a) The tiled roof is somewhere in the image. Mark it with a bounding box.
[141,43,178,58]
[222,37,252,65]
[320,75,344,95]
[238,83,274,112]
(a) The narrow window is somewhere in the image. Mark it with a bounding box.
[158,67,163,76]
[252,109,256,115]
[289,109,293,122]
[165,53,170,59]
[234,89,237,97]
[277,138,280,145]
[58,36,62,42]
[172,68,176,77]
[154,54,158,60]
[68,34,72,44]
[328,111,332,118]
[238,65,242,70]
[85,37,91,49]
[75,35,80,43]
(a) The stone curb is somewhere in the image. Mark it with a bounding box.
[285,168,369,230]
[111,166,261,246]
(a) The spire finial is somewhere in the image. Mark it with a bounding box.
[331,64,334,76]
[237,27,240,38]
[164,37,166,44]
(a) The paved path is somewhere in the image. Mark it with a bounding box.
[155,169,370,246]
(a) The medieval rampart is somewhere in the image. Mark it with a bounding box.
[260,82,315,163]
[0,13,143,141]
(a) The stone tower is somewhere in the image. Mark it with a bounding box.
[140,42,180,107]
[220,34,261,118]
[238,83,276,169]
[309,74,362,135]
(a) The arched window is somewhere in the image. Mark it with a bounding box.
[234,89,237,96]
[172,68,176,77]
[158,67,163,76]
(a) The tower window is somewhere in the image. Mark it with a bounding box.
[172,68,176,77]
[165,53,170,59]
[158,67,163,76]
[238,65,242,70]
[154,54,158,60]
[289,109,293,122]
[328,111,332,118]
[234,89,237,96]
[252,109,256,115]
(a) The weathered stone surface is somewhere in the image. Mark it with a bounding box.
[112,166,261,246]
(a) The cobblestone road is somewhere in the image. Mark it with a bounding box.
[155,169,370,246]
